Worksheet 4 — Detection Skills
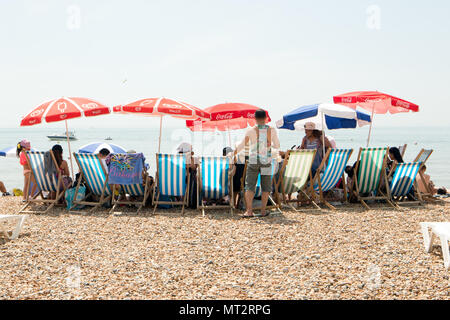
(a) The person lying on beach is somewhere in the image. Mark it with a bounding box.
[416,165,447,196]
[0,180,10,196]
[234,109,280,217]
[17,139,36,201]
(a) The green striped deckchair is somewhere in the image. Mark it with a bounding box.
[19,151,65,214]
[197,156,234,216]
[109,153,153,214]
[72,153,112,211]
[276,149,319,210]
[152,153,190,215]
[352,147,394,209]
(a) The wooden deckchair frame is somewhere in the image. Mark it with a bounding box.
[399,144,407,158]
[71,153,112,212]
[152,154,190,215]
[19,150,66,214]
[197,156,235,216]
[275,149,319,211]
[109,160,153,214]
[350,147,396,210]
[387,161,424,207]
[310,148,353,210]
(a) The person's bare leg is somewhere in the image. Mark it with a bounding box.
[244,190,255,216]
[23,174,29,200]
[0,181,6,193]
[261,191,269,216]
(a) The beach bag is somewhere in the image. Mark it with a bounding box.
[65,186,86,210]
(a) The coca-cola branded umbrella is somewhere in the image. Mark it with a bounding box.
[333,91,419,146]
[186,103,271,147]
[114,97,210,152]
[20,97,111,177]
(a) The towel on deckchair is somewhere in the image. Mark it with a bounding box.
[43,151,58,177]
[108,153,144,185]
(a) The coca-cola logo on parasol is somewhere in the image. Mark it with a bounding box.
[340,97,353,103]
[134,107,142,112]
[140,99,156,106]
[82,103,98,109]
[57,102,67,113]
[30,108,44,118]
[215,112,234,120]
[59,114,68,119]
[395,100,410,108]
[162,103,182,109]
[246,112,255,118]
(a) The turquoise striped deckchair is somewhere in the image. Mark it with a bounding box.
[109,153,153,214]
[153,153,190,214]
[389,161,423,205]
[198,156,234,215]
[19,151,65,214]
[312,148,353,210]
[276,149,318,210]
[241,158,281,213]
[72,153,111,211]
[351,147,394,209]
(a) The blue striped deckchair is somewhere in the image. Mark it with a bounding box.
[312,148,353,210]
[19,151,65,214]
[241,158,281,213]
[109,153,153,214]
[153,153,189,214]
[351,147,395,209]
[72,153,111,211]
[198,156,234,215]
[276,149,319,210]
[389,161,423,206]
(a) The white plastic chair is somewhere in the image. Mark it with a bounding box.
[420,222,450,269]
[0,214,27,240]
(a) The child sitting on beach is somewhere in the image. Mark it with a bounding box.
[416,165,447,196]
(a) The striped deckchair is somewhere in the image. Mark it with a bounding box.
[312,148,353,210]
[351,147,395,209]
[152,153,190,214]
[276,149,318,210]
[389,161,423,206]
[109,153,153,214]
[413,149,435,200]
[19,151,65,214]
[198,156,234,216]
[72,153,111,211]
[241,158,281,213]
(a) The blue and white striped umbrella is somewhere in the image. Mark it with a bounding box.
[0,146,36,158]
[78,142,126,154]
[276,103,371,131]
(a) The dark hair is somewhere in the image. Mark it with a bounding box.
[52,144,64,166]
[223,147,233,156]
[16,142,23,157]
[254,109,267,120]
[389,147,403,163]
[99,148,110,156]
[312,130,322,139]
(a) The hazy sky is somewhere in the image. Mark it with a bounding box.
[1,0,449,129]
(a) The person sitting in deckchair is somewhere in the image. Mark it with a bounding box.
[299,122,332,177]
[234,109,280,218]
[50,144,72,200]
[416,165,445,196]
[0,180,10,196]
[98,148,110,170]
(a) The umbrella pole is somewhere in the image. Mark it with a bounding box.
[321,112,326,156]
[227,120,232,148]
[65,119,74,180]
[366,103,375,147]
[158,116,163,153]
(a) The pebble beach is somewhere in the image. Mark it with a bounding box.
[1,197,449,300]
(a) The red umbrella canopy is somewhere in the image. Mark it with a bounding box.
[21,97,110,126]
[333,91,419,114]
[186,103,271,131]
[116,97,210,120]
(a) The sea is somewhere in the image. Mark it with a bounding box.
[1,126,449,191]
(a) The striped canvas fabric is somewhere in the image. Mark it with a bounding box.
[390,162,421,197]
[357,148,387,194]
[254,159,279,197]
[282,150,315,194]
[74,153,111,196]
[313,149,352,192]
[157,153,187,197]
[122,184,145,196]
[416,149,432,163]
[27,151,58,192]
[200,156,231,199]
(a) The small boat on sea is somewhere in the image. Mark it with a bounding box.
[47,131,77,141]
[105,137,112,141]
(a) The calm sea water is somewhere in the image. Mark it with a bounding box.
[1,126,449,191]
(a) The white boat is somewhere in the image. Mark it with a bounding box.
[105,136,112,141]
[47,131,77,141]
